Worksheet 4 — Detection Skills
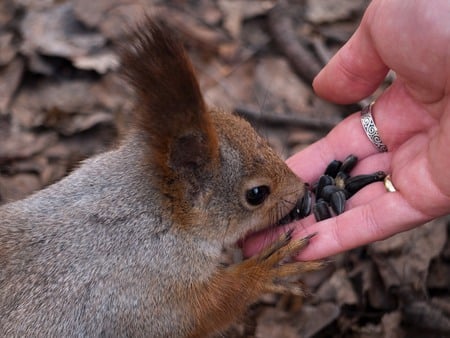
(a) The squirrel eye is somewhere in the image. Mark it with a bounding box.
[245,185,270,206]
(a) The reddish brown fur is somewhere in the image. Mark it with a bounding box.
[120,19,219,179]
[187,234,322,337]
[187,264,270,337]
[118,18,319,336]
[120,19,220,227]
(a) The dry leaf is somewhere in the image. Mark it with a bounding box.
[11,79,108,132]
[316,268,358,306]
[305,0,368,24]
[0,173,41,203]
[73,49,119,74]
[20,3,106,60]
[370,218,448,290]
[0,58,24,114]
[255,57,313,114]
[0,131,57,163]
[0,0,16,26]
[255,303,339,338]
[0,31,18,66]
[381,311,405,338]
[73,0,144,40]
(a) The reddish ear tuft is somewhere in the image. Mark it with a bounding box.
[120,18,218,178]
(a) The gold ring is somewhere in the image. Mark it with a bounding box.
[384,174,397,192]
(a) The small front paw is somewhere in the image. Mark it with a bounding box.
[250,230,324,296]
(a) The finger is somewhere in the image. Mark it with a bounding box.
[312,6,389,103]
[287,111,388,183]
[293,191,430,261]
[345,181,387,209]
[366,82,437,150]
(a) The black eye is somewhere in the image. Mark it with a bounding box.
[245,185,270,206]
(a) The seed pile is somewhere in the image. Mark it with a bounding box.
[279,154,386,224]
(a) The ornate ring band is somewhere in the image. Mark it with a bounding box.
[360,102,388,153]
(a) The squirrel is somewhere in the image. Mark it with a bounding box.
[0,18,321,337]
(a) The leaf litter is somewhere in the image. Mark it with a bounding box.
[0,1,448,336]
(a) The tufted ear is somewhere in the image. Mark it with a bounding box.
[120,18,219,182]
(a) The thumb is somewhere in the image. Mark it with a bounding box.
[313,11,389,104]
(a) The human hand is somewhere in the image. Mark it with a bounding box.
[243,0,450,260]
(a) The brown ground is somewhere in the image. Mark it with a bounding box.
[0,0,449,337]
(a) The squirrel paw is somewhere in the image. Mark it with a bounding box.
[190,230,323,336]
[239,229,324,297]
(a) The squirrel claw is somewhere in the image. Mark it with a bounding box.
[257,230,314,264]
[266,280,309,297]
[246,231,322,296]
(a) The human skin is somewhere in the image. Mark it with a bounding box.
[243,0,450,260]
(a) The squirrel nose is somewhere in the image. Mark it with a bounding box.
[277,189,312,225]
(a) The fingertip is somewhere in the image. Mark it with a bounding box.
[313,22,389,104]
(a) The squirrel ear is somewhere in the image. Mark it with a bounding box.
[120,18,219,177]
[169,133,216,175]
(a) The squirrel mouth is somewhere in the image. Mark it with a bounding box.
[238,190,312,249]
[238,190,311,249]
[276,190,312,226]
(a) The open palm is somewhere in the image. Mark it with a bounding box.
[244,0,450,260]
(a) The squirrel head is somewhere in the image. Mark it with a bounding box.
[121,18,306,245]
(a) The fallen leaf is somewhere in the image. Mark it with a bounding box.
[73,0,142,40]
[0,131,57,163]
[0,58,24,114]
[0,173,41,203]
[255,57,313,114]
[11,79,110,133]
[305,0,368,24]
[315,268,358,306]
[255,302,340,338]
[381,311,404,338]
[0,0,16,26]
[20,3,106,61]
[73,49,119,73]
[0,31,18,66]
[370,218,448,290]
[58,112,113,136]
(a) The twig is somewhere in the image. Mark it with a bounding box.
[234,107,339,131]
[268,1,322,85]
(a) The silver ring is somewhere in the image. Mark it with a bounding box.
[360,102,388,152]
